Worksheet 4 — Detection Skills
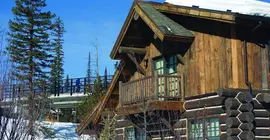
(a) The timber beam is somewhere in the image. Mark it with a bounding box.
[176,54,185,65]
[217,88,270,97]
[116,100,184,116]
[127,53,146,75]
[118,46,147,55]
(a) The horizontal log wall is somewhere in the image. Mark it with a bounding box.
[218,89,270,140]
[115,116,131,140]
[178,90,270,140]
[117,90,270,140]
[173,119,187,140]
[178,93,227,140]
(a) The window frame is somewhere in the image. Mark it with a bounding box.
[124,127,145,140]
[125,127,135,140]
[153,55,178,75]
[188,117,220,140]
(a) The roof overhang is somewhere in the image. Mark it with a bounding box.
[110,1,194,60]
[153,2,270,27]
[152,2,236,23]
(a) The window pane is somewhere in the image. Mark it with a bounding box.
[189,117,220,140]
[167,56,177,74]
[125,127,135,140]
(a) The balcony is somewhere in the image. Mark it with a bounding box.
[119,74,184,106]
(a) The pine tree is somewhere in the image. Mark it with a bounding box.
[50,17,65,91]
[103,67,108,90]
[93,75,103,99]
[7,0,55,138]
[100,114,117,140]
[114,61,119,70]
[92,39,99,77]
[86,52,92,93]
[64,74,69,92]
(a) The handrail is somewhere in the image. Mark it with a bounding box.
[120,74,183,106]
[0,75,113,99]
[121,76,153,86]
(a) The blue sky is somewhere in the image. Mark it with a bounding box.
[0,0,164,78]
[0,0,269,78]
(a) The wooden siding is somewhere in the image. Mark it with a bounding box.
[177,28,268,97]
[117,9,270,99]
[124,29,269,98]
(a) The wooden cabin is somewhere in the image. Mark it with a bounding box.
[77,1,270,140]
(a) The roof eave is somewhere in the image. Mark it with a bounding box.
[110,3,137,60]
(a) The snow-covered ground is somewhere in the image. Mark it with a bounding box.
[165,0,270,17]
[0,117,93,140]
[41,122,94,140]
[41,122,79,140]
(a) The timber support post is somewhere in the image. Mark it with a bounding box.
[127,53,146,75]
[154,72,158,100]
[180,73,184,101]
[176,54,185,65]
[119,81,122,107]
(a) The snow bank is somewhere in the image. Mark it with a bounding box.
[41,122,94,140]
[165,0,270,17]
[0,118,93,140]
[41,122,79,140]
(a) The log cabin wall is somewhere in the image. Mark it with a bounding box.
[115,116,131,140]
[123,14,270,98]
[163,14,270,98]
[176,89,270,140]
[178,92,226,140]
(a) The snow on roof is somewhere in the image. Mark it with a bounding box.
[165,0,270,17]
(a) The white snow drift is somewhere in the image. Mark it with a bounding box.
[165,0,270,17]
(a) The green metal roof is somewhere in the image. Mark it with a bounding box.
[138,2,194,38]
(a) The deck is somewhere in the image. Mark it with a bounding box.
[119,74,184,106]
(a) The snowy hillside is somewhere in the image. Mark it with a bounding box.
[41,122,93,140]
[165,0,270,17]
[0,118,92,140]
[41,122,79,140]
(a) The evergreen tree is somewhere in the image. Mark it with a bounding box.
[92,39,99,77]
[86,52,92,93]
[76,75,104,120]
[50,17,65,91]
[7,0,55,137]
[100,114,117,140]
[114,61,119,70]
[64,74,69,92]
[93,75,103,99]
[103,67,108,90]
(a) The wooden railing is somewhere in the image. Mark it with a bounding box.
[119,73,184,106]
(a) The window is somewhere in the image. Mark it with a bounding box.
[125,127,145,140]
[154,56,177,75]
[167,55,177,75]
[189,117,220,140]
[125,127,135,140]
[135,129,145,140]
[154,56,178,98]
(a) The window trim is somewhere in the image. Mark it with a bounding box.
[188,116,220,140]
[153,55,178,75]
